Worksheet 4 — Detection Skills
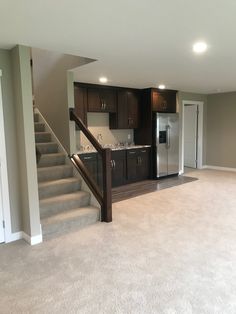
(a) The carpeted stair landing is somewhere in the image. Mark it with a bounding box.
[34,113,100,237]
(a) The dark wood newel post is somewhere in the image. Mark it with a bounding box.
[102,148,112,222]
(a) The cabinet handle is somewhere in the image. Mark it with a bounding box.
[104,102,106,110]
[129,151,136,154]
[140,157,142,164]
[113,160,116,168]
[110,160,114,168]
[141,150,146,153]
[83,156,92,160]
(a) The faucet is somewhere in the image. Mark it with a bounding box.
[97,133,103,145]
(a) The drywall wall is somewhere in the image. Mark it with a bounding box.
[177,91,208,170]
[206,92,236,168]
[11,45,41,237]
[32,48,94,153]
[0,49,22,233]
[78,113,134,150]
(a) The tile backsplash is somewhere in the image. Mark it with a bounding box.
[76,113,134,150]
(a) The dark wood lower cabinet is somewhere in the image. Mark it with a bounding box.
[79,147,150,189]
[127,148,150,183]
[79,153,98,185]
[111,150,126,187]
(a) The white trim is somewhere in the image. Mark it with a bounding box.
[0,69,12,243]
[203,165,236,172]
[6,230,43,245]
[22,232,43,245]
[34,107,68,156]
[181,100,204,174]
[7,231,23,242]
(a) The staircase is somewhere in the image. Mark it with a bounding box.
[34,112,100,238]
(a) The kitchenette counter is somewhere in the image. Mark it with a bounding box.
[77,144,151,155]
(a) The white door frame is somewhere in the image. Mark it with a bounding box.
[181,100,204,173]
[0,69,12,243]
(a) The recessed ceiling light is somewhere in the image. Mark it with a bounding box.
[99,77,108,83]
[193,42,208,54]
[158,84,166,89]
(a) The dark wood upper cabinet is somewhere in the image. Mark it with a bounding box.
[110,89,140,129]
[152,89,177,113]
[87,87,116,112]
[74,85,87,126]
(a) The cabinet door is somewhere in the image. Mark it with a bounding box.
[127,91,139,128]
[100,89,116,112]
[87,88,102,112]
[137,148,150,180]
[117,90,128,128]
[114,89,140,129]
[74,86,87,125]
[126,150,138,182]
[87,87,116,112]
[111,151,126,187]
[152,90,176,113]
[79,153,98,186]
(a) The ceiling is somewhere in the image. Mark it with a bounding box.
[1,0,236,93]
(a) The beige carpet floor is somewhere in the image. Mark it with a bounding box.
[1,169,236,314]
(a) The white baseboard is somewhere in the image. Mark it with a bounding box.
[6,231,42,245]
[22,232,43,245]
[203,165,236,172]
[6,231,23,243]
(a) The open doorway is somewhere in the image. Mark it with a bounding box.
[182,100,204,173]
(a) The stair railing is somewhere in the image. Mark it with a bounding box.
[69,108,112,222]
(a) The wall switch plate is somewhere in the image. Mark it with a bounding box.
[128,134,131,140]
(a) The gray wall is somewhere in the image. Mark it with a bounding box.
[177,91,208,169]
[11,45,41,237]
[207,92,236,168]
[0,49,22,233]
[32,48,93,153]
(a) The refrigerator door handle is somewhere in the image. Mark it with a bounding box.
[166,125,170,149]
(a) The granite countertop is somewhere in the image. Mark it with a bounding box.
[77,145,151,155]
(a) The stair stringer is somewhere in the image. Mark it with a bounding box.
[34,108,101,212]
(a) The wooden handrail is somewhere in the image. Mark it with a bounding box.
[69,108,103,153]
[69,108,112,222]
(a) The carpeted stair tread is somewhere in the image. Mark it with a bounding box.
[40,191,91,219]
[34,122,45,132]
[38,153,65,168]
[37,164,73,182]
[35,132,51,143]
[36,142,58,154]
[38,177,81,199]
[41,206,100,237]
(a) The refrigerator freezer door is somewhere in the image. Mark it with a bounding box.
[156,114,168,177]
[167,114,179,175]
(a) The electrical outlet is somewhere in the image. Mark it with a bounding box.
[128,134,131,140]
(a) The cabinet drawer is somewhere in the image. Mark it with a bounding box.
[79,153,97,162]
[126,149,138,158]
[111,150,126,159]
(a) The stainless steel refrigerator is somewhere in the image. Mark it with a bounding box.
[155,113,179,178]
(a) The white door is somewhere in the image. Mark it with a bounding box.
[0,166,5,243]
[184,104,198,168]
[0,69,5,242]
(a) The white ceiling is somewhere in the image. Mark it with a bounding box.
[1,0,236,93]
